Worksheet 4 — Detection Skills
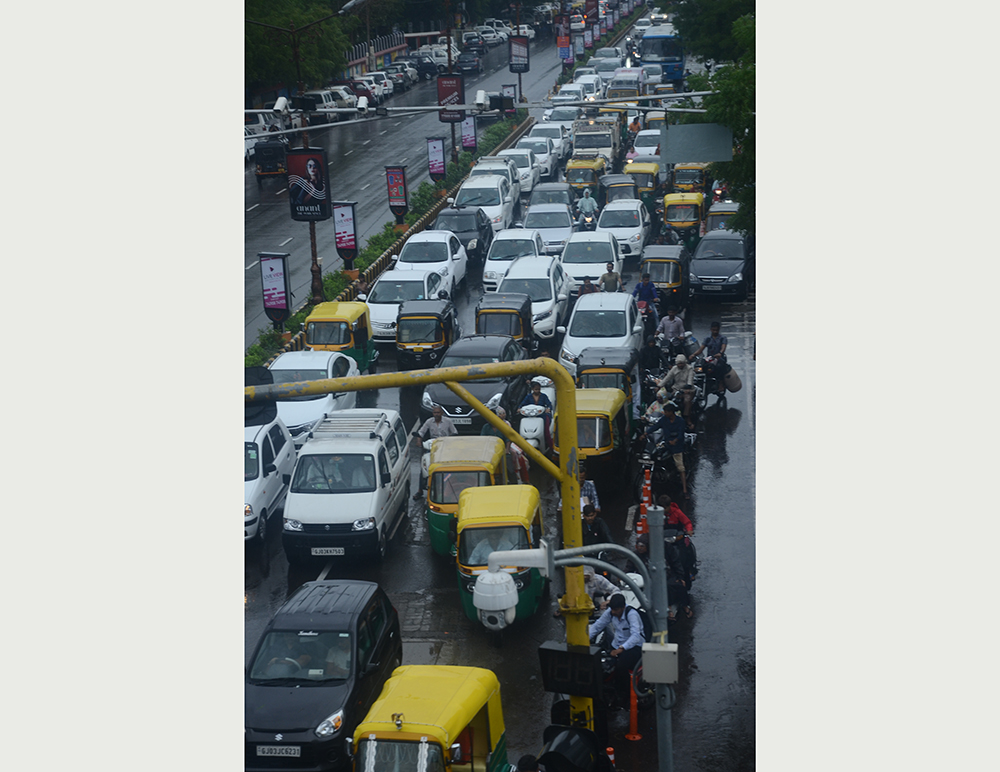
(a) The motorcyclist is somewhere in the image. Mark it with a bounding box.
[576,188,599,226]
[690,321,729,396]
[588,593,645,702]
[639,335,662,374]
[581,503,614,548]
[658,354,697,430]
[631,273,660,326]
[655,307,686,364]
[644,401,689,497]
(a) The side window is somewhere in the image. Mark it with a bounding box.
[393,418,408,451]
[536,235,544,254]
[261,435,275,469]
[378,448,391,483]
[268,425,286,455]
[451,237,460,256]
[385,431,400,466]
[428,273,441,294]
[356,619,373,666]
[331,355,351,378]
[368,599,387,643]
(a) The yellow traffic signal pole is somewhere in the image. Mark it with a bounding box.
[245,357,596,729]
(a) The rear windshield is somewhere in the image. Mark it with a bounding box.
[397,317,441,343]
[431,470,491,504]
[477,313,522,336]
[562,240,613,264]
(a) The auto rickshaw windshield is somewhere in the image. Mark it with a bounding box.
[356,739,446,772]
[431,470,490,505]
[576,415,610,448]
[630,173,655,189]
[645,261,681,284]
[397,317,441,343]
[459,525,530,565]
[306,321,351,346]
[567,168,597,184]
[666,204,698,222]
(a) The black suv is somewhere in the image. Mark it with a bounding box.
[245,581,402,771]
[456,51,484,74]
[689,229,755,302]
[397,54,437,81]
[420,335,530,434]
[432,206,494,262]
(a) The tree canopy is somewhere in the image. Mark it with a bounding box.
[669,0,754,63]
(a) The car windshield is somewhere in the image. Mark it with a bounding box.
[695,239,744,259]
[356,740,446,772]
[245,442,259,481]
[595,61,619,73]
[268,367,329,401]
[524,211,571,229]
[599,209,640,228]
[569,309,627,338]
[306,321,351,346]
[530,190,571,206]
[638,36,684,61]
[489,239,536,260]
[430,469,491,505]
[562,240,613,263]
[368,280,427,303]
[574,134,610,149]
[435,213,477,231]
[532,128,561,140]
[458,53,477,61]
[498,278,553,302]
[567,168,597,183]
[439,353,500,369]
[399,241,449,264]
[666,204,698,222]
[470,167,508,182]
[635,134,659,148]
[629,173,655,189]
[248,631,352,683]
[643,65,663,77]
[455,188,501,207]
[549,108,580,122]
[397,317,441,343]
[290,453,377,493]
[502,153,531,169]
[518,140,549,155]
[605,187,637,203]
[644,260,681,284]
[459,525,530,565]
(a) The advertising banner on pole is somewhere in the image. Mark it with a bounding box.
[385,167,408,217]
[585,0,598,23]
[461,116,477,151]
[574,35,584,56]
[286,148,331,222]
[509,36,530,73]
[259,252,292,325]
[427,138,446,181]
[333,202,359,269]
[437,74,465,122]
[600,19,607,36]
[558,35,572,60]
[584,29,593,49]
[502,85,517,116]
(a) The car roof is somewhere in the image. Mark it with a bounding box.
[567,230,614,243]
[494,228,542,241]
[374,268,437,282]
[459,176,504,189]
[603,199,643,210]
[407,230,451,243]
[573,291,632,310]
[526,203,571,213]
[446,335,512,355]
[503,255,558,278]
[270,350,341,368]
[270,580,377,630]
[701,228,743,240]
[436,206,485,218]
[532,182,572,191]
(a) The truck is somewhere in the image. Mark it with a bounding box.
[572,116,621,170]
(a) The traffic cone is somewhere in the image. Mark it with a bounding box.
[606,747,616,767]
[636,467,651,534]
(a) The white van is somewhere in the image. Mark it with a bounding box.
[303,89,341,123]
[281,410,412,562]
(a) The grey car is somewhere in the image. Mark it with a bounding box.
[520,203,577,256]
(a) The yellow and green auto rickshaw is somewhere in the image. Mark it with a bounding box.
[474,292,535,351]
[455,486,547,628]
[395,298,459,371]
[599,173,640,205]
[565,153,607,201]
[576,347,642,425]
[552,387,632,488]
[671,162,710,195]
[352,665,513,772]
[640,244,692,316]
[302,301,379,374]
[425,436,509,558]
[626,161,664,217]
[663,192,705,251]
[645,109,666,135]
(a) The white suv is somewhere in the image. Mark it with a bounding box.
[483,228,545,292]
[496,255,572,340]
[560,230,623,298]
[451,176,515,232]
[245,417,296,546]
[557,291,644,377]
[281,410,412,562]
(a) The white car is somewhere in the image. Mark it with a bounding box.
[557,292,645,377]
[267,350,360,445]
[391,230,468,296]
[497,148,542,195]
[513,24,536,40]
[560,230,623,297]
[575,73,604,101]
[476,26,502,46]
[482,228,546,292]
[516,136,556,179]
[529,123,572,163]
[496,255,572,340]
[451,175,515,232]
[544,105,584,133]
[640,64,664,89]
[357,74,385,103]
[556,83,586,104]
[244,127,258,162]
[245,416,296,545]
[570,14,585,32]
[469,157,522,209]
[366,268,447,342]
[634,17,653,32]
[596,199,653,260]
[627,129,662,163]
[368,71,394,98]
[521,203,577,256]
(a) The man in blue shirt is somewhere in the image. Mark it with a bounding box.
[631,273,659,326]
[588,594,645,700]
[645,402,689,497]
[691,321,729,395]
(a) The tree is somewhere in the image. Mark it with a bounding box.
[669,0,754,63]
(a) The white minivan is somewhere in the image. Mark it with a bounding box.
[281,410,412,562]
[450,175,515,232]
[557,292,644,377]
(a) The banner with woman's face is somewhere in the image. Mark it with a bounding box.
[287,148,331,222]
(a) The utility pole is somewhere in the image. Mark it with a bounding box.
[445,0,458,163]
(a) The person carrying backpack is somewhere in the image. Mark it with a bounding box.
[588,594,644,701]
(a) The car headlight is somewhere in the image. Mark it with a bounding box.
[726,272,743,283]
[421,391,435,410]
[438,267,448,276]
[485,393,503,410]
[560,348,576,363]
[485,270,498,280]
[493,215,503,223]
[690,272,699,282]
[629,233,640,242]
[315,710,345,738]
[352,517,376,532]
[534,310,552,321]
[245,504,253,519]
[283,518,303,532]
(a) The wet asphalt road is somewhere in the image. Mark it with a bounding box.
[244,13,755,771]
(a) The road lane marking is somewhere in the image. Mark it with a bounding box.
[275,188,287,195]
[401,157,408,162]
[360,184,371,190]
[394,122,401,126]
[278,237,293,247]
[317,561,333,581]
[246,261,258,270]
[363,140,372,145]
[344,150,353,156]
[380,130,388,135]
[246,204,259,212]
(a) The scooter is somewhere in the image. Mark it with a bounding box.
[575,202,600,231]
[518,376,556,455]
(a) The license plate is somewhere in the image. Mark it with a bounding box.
[701,285,722,291]
[311,547,345,556]
[257,746,301,757]
[451,417,473,425]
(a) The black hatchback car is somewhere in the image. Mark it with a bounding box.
[432,206,494,262]
[689,229,755,301]
[245,581,402,771]
[420,335,531,434]
[456,51,485,74]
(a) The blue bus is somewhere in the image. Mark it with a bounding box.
[636,25,685,89]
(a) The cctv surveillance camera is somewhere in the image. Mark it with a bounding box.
[272,96,290,115]
[357,96,369,116]
[475,90,487,110]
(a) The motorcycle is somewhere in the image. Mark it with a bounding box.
[636,300,657,339]
[518,375,556,455]
[632,420,697,502]
[575,203,599,231]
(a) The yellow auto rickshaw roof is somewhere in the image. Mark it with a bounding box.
[456,485,540,529]
[305,301,369,324]
[628,162,660,175]
[429,436,506,471]
[664,192,704,206]
[674,162,709,171]
[352,666,502,749]
[556,387,626,418]
[567,157,606,170]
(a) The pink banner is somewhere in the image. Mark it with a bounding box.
[334,204,356,251]
[427,138,446,178]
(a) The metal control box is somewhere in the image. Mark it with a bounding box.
[641,642,679,684]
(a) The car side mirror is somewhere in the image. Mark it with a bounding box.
[438,290,449,300]
[357,293,367,301]
[504,196,512,204]
[282,474,291,485]
[264,463,277,476]
[556,325,567,334]
[557,293,568,302]
[389,254,398,263]
[633,323,644,334]
[382,473,392,488]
